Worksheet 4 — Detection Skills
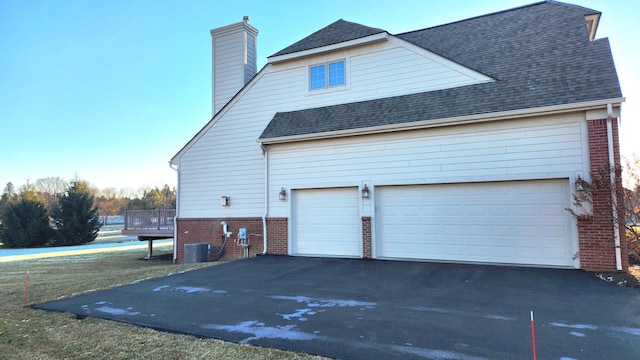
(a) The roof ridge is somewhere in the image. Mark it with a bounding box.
[396,1,556,36]
[269,18,386,58]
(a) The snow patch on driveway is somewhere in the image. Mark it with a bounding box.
[269,295,375,308]
[95,306,140,316]
[408,306,516,321]
[392,344,489,360]
[202,320,320,344]
[152,285,225,294]
[549,322,598,331]
[276,308,316,321]
[608,326,640,336]
[270,295,375,322]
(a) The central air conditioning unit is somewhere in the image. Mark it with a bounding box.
[184,243,209,263]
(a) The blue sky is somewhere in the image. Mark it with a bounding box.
[1,0,638,191]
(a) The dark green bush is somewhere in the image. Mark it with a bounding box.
[0,191,53,248]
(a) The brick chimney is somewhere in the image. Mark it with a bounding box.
[210,16,258,115]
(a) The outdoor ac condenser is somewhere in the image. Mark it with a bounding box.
[184,243,209,263]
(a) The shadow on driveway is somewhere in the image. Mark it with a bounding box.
[34,256,640,359]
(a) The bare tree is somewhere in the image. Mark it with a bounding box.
[568,156,640,260]
[34,177,67,215]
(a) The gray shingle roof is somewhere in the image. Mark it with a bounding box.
[259,1,622,141]
[270,19,387,58]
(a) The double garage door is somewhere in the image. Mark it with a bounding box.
[292,180,574,267]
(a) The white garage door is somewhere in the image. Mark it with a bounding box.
[376,180,574,267]
[292,187,361,257]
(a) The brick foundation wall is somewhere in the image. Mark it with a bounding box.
[175,217,264,264]
[578,119,628,271]
[362,217,372,259]
[266,217,288,255]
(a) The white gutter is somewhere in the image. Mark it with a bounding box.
[260,145,269,255]
[606,103,623,271]
[169,162,179,263]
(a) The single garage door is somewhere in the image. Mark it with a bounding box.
[291,187,361,257]
[375,179,574,267]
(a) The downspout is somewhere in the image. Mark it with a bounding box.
[606,103,623,271]
[170,162,179,263]
[260,144,268,255]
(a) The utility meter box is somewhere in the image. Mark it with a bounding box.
[238,228,248,240]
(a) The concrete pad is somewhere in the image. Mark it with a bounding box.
[33,256,640,359]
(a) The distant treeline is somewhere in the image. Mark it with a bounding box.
[1,177,176,220]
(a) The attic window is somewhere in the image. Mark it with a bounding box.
[310,60,345,90]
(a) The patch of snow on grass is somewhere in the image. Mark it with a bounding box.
[595,273,628,286]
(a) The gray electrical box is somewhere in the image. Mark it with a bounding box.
[238,228,248,240]
[184,243,209,263]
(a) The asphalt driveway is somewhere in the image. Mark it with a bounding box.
[34,256,640,359]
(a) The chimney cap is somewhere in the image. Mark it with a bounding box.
[243,16,249,22]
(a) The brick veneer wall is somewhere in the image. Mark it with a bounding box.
[578,119,628,271]
[362,217,372,259]
[266,217,288,255]
[175,217,264,264]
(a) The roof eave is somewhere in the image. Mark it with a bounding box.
[258,97,625,145]
[267,32,389,64]
[584,12,601,41]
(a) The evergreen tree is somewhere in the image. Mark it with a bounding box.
[0,188,53,248]
[0,182,16,214]
[52,180,101,246]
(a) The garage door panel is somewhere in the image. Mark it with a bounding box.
[293,188,360,257]
[376,180,574,267]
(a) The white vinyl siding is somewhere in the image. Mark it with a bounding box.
[375,180,575,267]
[291,188,361,257]
[349,45,489,98]
[267,114,587,216]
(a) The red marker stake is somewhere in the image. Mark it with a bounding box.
[22,270,29,308]
[531,310,537,360]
